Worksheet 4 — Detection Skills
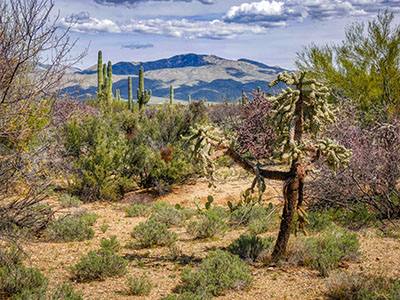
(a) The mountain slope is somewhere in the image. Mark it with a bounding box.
[61,53,287,102]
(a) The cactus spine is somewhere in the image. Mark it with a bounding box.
[97,50,103,96]
[128,76,133,111]
[170,85,174,105]
[137,66,151,110]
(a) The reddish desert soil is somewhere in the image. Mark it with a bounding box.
[25,170,400,300]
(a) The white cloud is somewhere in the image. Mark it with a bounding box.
[93,0,215,5]
[61,12,267,39]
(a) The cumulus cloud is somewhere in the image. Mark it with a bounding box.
[224,0,400,27]
[121,42,154,49]
[61,12,267,39]
[93,0,215,5]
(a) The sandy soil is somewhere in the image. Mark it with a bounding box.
[25,170,400,300]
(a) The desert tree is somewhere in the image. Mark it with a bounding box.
[184,71,351,258]
[0,0,85,244]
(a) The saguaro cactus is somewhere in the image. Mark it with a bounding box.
[106,61,113,103]
[137,67,151,110]
[116,89,120,102]
[170,85,174,105]
[241,89,248,105]
[128,76,133,111]
[188,95,191,105]
[97,50,103,96]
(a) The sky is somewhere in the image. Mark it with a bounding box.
[55,0,400,70]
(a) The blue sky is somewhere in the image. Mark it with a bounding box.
[55,0,400,69]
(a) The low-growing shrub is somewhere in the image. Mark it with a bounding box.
[69,249,127,282]
[160,291,211,300]
[100,235,120,252]
[227,235,274,263]
[229,204,274,229]
[179,250,252,297]
[124,204,151,218]
[50,283,84,300]
[150,202,184,227]
[186,208,227,239]
[58,194,82,208]
[80,213,99,226]
[305,210,336,232]
[325,272,400,300]
[126,275,152,296]
[301,225,360,277]
[131,219,177,248]
[45,215,94,242]
[0,264,48,300]
[248,217,271,235]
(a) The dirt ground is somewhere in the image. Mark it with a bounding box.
[26,171,400,300]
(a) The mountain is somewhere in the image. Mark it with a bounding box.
[61,53,287,102]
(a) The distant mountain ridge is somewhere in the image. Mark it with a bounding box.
[61,53,287,102]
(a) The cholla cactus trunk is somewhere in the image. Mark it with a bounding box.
[170,85,174,105]
[97,50,103,96]
[128,76,133,110]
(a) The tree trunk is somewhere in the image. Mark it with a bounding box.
[271,172,299,259]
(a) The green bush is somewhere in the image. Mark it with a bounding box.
[124,204,151,218]
[248,218,271,235]
[302,225,360,277]
[80,213,99,226]
[186,208,227,239]
[126,275,152,296]
[306,210,336,232]
[160,291,211,300]
[0,264,48,300]
[179,250,252,297]
[100,235,120,252]
[150,202,184,227]
[69,249,127,282]
[131,219,177,248]
[50,283,84,300]
[230,204,276,234]
[45,215,94,242]
[227,235,274,263]
[58,194,82,208]
[325,272,400,300]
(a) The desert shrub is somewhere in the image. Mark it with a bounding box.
[325,272,400,300]
[45,215,94,242]
[124,204,151,218]
[231,93,275,159]
[306,112,400,224]
[186,208,227,239]
[305,210,336,232]
[69,248,127,282]
[207,102,242,133]
[0,246,24,267]
[227,235,274,263]
[50,283,84,300]
[248,218,271,235]
[58,194,82,208]
[160,291,211,300]
[180,207,197,220]
[179,250,252,297]
[131,219,177,248]
[150,202,184,227]
[100,235,120,252]
[126,275,152,296]
[80,213,99,226]
[230,203,277,234]
[0,264,48,300]
[301,225,360,277]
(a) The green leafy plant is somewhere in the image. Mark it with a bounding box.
[126,275,152,296]
[186,208,227,239]
[124,204,151,218]
[45,215,95,242]
[227,235,274,263]
[50,283,84,300]
[131,219,177,248]
[100,235,120,252]
[150,202,184,227]
[179,250,253,297]
[58,193,82,208]
[69,248,127,282]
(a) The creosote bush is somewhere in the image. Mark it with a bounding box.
[325,272,400,300]
[178,250,252,298]
[131,219,177,248]
[227,235,274,263]
[126,275,152,296]
[300,225,360,277]
[186,208,227,239]
[124,204,151,218]
[45,215,95,242]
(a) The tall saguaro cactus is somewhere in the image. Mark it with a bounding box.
[97,51,103,96]
[188,95,191,105]
[241,89,248,104]
[106,61,113,103]
[170,85,174,105]
[184,71,352,259]
[128,76,133,111]
[137,66,151,110]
